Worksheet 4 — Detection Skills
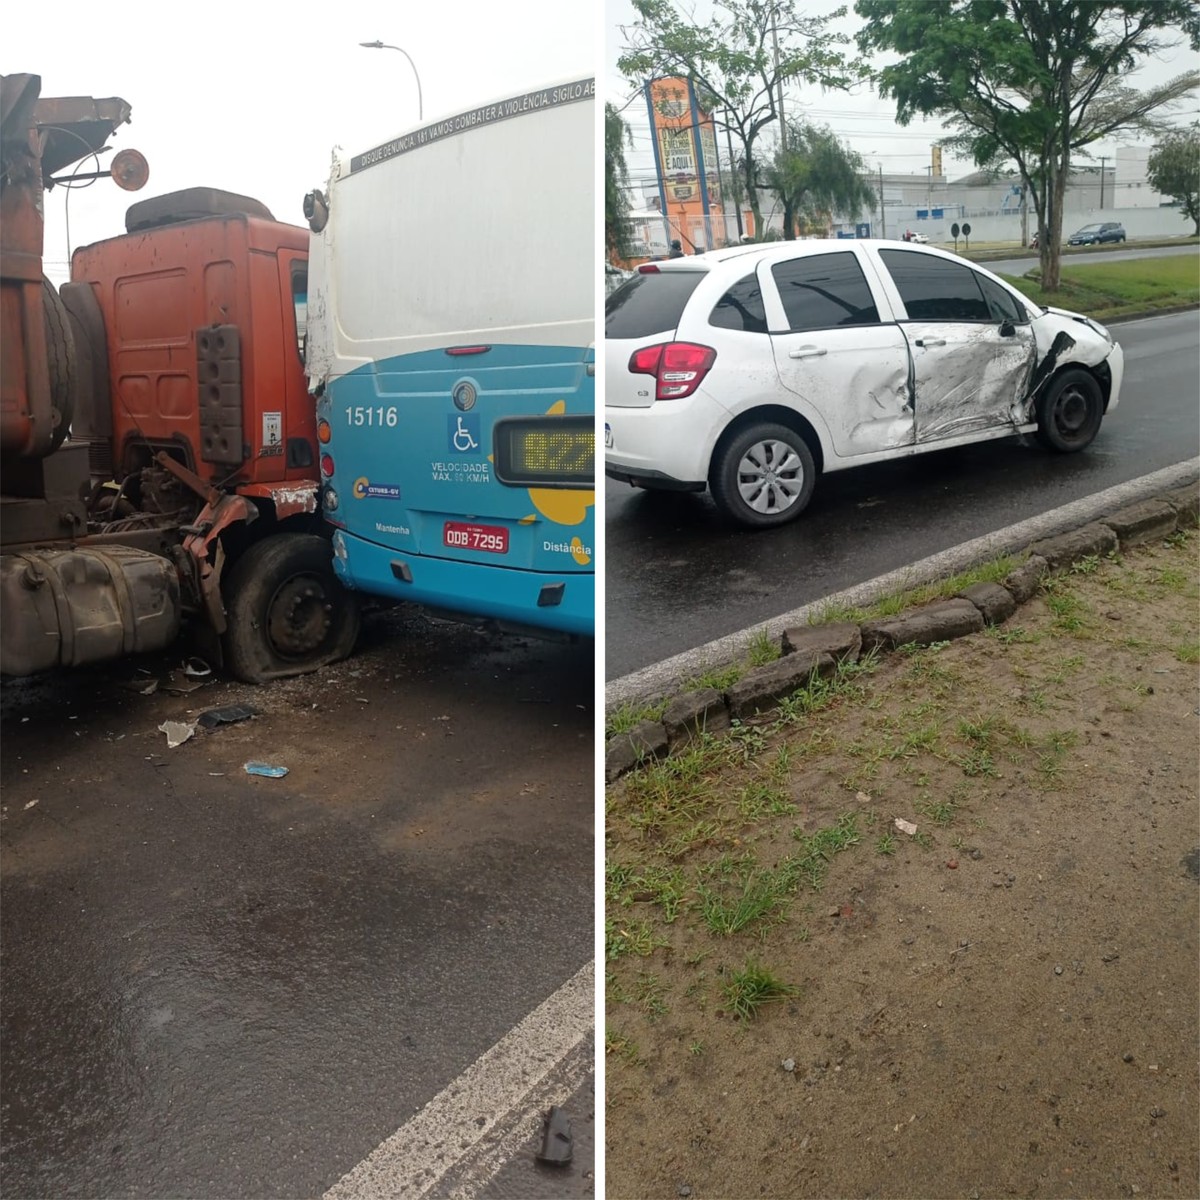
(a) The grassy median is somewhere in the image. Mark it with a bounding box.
[606,527,1199,1199]
[1000,252,1199,320]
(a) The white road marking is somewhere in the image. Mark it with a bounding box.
[441,1037,592,1199]
[323,962,593,1200]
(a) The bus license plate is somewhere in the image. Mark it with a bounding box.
[443,521,509,554]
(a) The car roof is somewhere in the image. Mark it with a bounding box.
[641,238,970,276]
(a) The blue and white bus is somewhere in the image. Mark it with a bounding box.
[304,78,595,637]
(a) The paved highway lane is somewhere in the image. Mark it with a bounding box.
[1,611,594,1199]
[982,242,1198,275]
[606,307,1200,679]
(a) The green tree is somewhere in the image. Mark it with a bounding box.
[618,0,860,236]
[856,0,1200,288]
[1147,124,1200,235]
[761,120,876,238]
[606,103,636,261]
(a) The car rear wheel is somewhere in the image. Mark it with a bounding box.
[710,423,816,529]
[1036,369,1104,453]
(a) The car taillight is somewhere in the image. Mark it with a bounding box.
[320,453,335,478]
[628,341,717,401]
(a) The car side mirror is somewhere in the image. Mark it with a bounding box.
[998,320,1016,338]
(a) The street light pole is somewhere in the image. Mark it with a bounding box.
[359,40,424,121]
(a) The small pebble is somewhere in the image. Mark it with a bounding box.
[1123,1052,1134,1063]
[1151,1106,1166,1119]
[678,1188,692,1198]
[1054,965,1063,975]
[970,848,983,861]
[782,1058,795,1073]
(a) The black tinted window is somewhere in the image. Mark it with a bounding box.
[880,249,990,321]
[605,271,704,338]
[770,252,879,332]
[709,272,768,333]
[977,273,1025,324]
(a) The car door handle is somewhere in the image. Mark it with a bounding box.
[914,337,946,348]
[788,346,827,359]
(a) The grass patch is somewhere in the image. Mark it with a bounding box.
[697,865,796,936]
[747,629,782,666]
[607,697,667,738]
[1176,638,1200,664]
[605,1029,639,1063]
[606,916,662,961]
[1000,254,1200,320]
[684,663,743,692]
[722,961,798,1021]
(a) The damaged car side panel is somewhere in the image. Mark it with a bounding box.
[903,321,1039,442]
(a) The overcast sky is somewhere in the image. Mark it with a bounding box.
[4,0,594,283]
[607,0,1200,203]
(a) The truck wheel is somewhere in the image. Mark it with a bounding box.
[710,422,816,529]
[222,534,360,683]
[1036,369,1104,453]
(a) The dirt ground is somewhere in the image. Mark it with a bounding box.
[605,531,1199,1200]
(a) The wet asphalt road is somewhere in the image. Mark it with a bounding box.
[606,306,1200,678]
[0,609,594,1198]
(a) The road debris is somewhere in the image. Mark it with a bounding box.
[197,704,258,729]
[158,720,196,749]
[244,762,288,778]
[162,670,204,695]
[894,817,918,836]
[121,678,159,696]
[536,1105,572,1166]
[183,657,212,678]
[23,800,38,811]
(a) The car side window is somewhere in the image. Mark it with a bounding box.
[769,252,880,333]
[709,272,769,334]
[976,274,1026,324]
[879,249,990,321]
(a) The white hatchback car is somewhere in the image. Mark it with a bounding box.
[604,240,1124,528]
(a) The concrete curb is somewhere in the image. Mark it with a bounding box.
[605,470,1199,784]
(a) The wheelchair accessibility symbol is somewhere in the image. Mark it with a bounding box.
[449,413,480,454]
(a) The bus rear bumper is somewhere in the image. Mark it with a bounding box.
[332,532,594,637]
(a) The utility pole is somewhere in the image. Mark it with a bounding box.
[1099,155,1108,209]
[925,165,933,217]
[878,163,886,238]
[771,8,786,151]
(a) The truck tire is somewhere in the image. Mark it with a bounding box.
[222,533,360,683]
[42,277,76,452]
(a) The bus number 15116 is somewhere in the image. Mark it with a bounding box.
[347,406,399,427]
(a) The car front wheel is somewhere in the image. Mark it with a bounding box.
[710,423,817,529]
[1036,369,1104,453]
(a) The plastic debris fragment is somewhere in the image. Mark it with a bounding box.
[244,762,288,778]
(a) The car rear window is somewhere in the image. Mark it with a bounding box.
[709,271,768,333]
[605,271,705,338]
[769,252,879,332]
[879,249,990,321]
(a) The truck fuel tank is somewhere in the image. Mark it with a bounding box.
[0,546,180,676]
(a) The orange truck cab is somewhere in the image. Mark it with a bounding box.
[1,73,358,681]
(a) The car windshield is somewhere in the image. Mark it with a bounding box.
[1074,225,1103,234]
